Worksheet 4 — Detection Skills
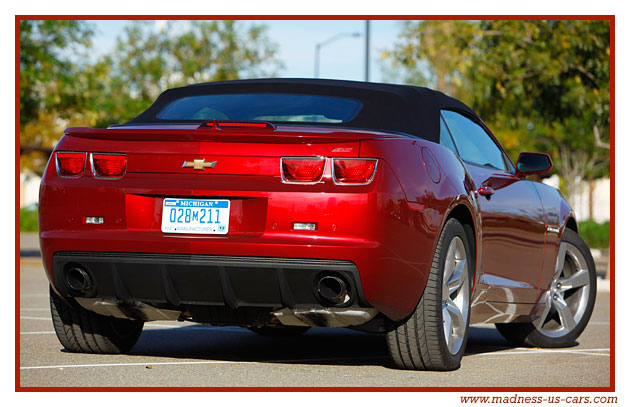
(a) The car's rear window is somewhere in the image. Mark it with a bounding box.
[155,93,363,123]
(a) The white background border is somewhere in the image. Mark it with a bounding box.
[5,0,625,403]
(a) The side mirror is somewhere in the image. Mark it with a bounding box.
[516,152,553,176]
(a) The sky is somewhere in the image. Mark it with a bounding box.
[90,20,406,83]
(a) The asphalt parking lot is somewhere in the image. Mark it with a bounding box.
[19,235,612,388]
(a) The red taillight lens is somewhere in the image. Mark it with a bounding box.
[281,157,326,183]
[333,158,378,184]
[92,154,127,177]
[56,152,86,177]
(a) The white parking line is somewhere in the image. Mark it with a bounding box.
[144,323,184,328]
[20,348,610,371]
[20,355,387,370]
[21,360,248,370]
[20,316,245,332]
[467,348,610,357]
[20,308,50,311]
[19,316,184,327]
[20,316,52,321]
[517,347,610,352]
[19,319,245,335]
[21,331,55,335]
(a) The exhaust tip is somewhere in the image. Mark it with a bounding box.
[66,267,93,293]
[317,275,349,304]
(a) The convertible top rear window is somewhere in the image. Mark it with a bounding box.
[156,94,363,123]
[127,79,481,143]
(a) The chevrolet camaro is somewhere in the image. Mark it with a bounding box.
[39,79,596,370]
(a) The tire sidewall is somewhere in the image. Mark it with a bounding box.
[435,218,475,367]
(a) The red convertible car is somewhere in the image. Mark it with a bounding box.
[39,79,596,370]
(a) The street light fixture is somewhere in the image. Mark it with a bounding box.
[314,32,361,78]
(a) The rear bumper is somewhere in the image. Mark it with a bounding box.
[39,161,439,321]
[52,251,370,309]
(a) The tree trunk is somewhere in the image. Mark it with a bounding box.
[589,180,595,220]
[558,147,583,208]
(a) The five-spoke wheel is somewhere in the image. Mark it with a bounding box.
[496,228,596,348]
[442,236,470,355]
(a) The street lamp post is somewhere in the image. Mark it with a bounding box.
[314,32,361,78]
[365,20,370,81]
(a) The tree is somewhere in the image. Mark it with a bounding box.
[20,20,94,125]
[87,20,282,127]
[385,20,610,205]
[19,20,282,175]
[382,20,479,100]
[19,20,94,173]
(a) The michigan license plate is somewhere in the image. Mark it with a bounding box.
[161,198,230,235]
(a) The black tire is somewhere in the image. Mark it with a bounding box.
[496,228,597,348]
[248,326,310,336]
[386,218,474,371]
[49,286,144,354]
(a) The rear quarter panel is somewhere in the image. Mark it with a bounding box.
[359,138,478,319]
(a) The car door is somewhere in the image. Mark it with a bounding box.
[441,110,547,304]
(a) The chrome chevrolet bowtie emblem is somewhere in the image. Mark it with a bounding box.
[182,158,217,170]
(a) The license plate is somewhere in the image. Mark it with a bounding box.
[161,198,230,235]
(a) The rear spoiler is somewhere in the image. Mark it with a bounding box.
[63,126,405,144]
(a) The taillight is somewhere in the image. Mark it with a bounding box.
[92,153,127,178]
[333,158,378,184]
[281,157,326,184]
[56,152,86,177]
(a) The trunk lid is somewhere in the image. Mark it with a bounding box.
[63,124,404,176]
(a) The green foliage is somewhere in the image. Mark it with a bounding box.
[20,21,94,174]
[385,20,611,201]
[87,21,282,127]
[20,20,94,126]
[383,20,478,100]
[578,220,610,249]
[20,208,39,232]
[20,20,281,174]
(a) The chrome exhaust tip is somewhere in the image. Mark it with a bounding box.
[317,275,348,304]
[66,267,93,293]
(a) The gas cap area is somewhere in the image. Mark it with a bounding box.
[421,147,441,184]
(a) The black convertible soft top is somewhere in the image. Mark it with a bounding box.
[127,78,479,143]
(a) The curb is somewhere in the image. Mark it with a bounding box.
[596,277,610,293]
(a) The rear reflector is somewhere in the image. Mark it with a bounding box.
[333,158,378,184]
[56,152,86,177]
[281,157,326,184]
[92,154,127,177]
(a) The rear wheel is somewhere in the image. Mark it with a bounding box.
[248,326,310,336]
[50,286,144,354]
[386,218,473,370]
[496,228,596,347]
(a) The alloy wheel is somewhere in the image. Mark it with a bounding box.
[534,242,592,337]
[442,236,470,355]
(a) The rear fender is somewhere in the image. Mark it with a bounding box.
[359,138,476,320]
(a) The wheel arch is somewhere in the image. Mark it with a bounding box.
[444,202,478,287]
[565,216,578,233]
